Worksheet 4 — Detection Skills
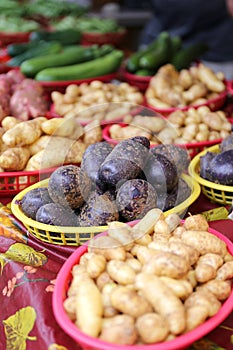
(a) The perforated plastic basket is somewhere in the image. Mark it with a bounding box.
[11,174,200,246]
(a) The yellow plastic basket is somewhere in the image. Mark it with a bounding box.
[11,174,200,246]
[188,144,233,205]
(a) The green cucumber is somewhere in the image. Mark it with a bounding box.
[20,45,113,78]
[139,32,172,70]
[35,49,124,81]
[7,40,42,57]
[126,33,169,73]
[29,29,82,45]
[7,41,63,67]
[170,35,183,58]
[171,43,209,70]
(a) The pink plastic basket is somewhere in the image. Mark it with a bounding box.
[53,224,233,350]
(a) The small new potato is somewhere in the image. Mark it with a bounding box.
[136,313,169,343]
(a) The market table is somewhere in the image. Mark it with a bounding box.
[0,192,232,350]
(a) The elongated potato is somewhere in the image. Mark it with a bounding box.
[2,118,44,147]
[181,230,227,257]
[75,279,103,337]
[135,273,186,335]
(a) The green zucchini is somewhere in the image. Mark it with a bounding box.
[171,43,209,70]
[29,29,82,45]
[35,49,124,81]
[126,33,169,73]
[20,45,113,78]
[7,40,42,57]
[170,35,183,58]
[7,41,63,67]
[139,32,172,70]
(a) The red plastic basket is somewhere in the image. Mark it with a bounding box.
[227,79,233,96]
[81,29,126,46]
[145,89,228,117]
[0,31,30,47]
[39,72,118,98]
[102,122,226,158]
[0,167,56,196]
[122,68,152,91]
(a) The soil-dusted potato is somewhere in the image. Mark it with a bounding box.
[78,191,119,227]
[80,142,113,185]
[144,152,179,194]
[116,179,157,221]
[20,187,53,220]
[204,149,233,185]
[36,202,78,226]
[150,144,190,175]
[48,165,92,210]
[199,151,216,180]
[98,136,150,187]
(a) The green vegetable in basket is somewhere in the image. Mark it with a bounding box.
[20,44,114,78]
[35,49,124,81]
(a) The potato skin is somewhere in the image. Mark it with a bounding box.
[36,203,78,226]
[116,179,157,221]
[98,136,150,187]
[48,164,92,210]
[21,187,53,220]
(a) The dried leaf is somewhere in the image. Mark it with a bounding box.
[3,306,37,350]
[4,243,47,267]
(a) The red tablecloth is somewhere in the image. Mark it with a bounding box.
[0,193,233,350]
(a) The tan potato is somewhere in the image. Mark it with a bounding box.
[106,260,136,285]
[0,147,30,171]
[100,315,137,345]
[142,251,190,279]
[64,140,87,164]
[1,116,20,130]
[181,230,227,257]
[2,118,44,147]
[84,253,106,279]
[96,271,113,291]
[196,279,231,300]
[136,312,169,344]
[41,116,78,137]
[159,276,193,300]
[88,235,126,261]
[110,286,152,318]
[195,253,224,283]
[135,273,186,335]
[101,282,118,317]
[216,261,233,280]
[75,279,103,337]
[197,63,226,92]
[28,135,52,155]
